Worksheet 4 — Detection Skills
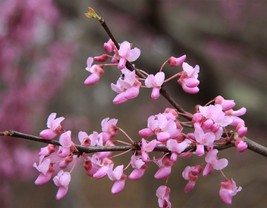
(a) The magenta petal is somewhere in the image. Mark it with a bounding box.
[59,131,72,147]
[118,58,127,69]
[125,87,139,99]
[35,173,52,185]
[84,74,100,86]
[213,158,228,170]
[129,169,145,180]
[86,57,94,69]
[93,166,109,179]
[151,88,160,100]
[113,93,128,104]
[40,129,57,140]
[118,41,130,57]
[154,167,171,179]
[196,144,205,156]
[156,132,170,142]
[184,181,196,193]
[138,128,153,138]
[182,84,199,94]
[111,180,125,194]
[128,48,141,62]
[56,187,68,200]
[203,163,213,176]
[184,78,200,88]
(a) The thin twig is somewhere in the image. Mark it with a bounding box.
[2,130,267,157]
[244,137,267,157]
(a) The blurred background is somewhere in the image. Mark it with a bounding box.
[0,0,266,207]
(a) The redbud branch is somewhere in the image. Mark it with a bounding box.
[243,137,267,157]
[1,130,267,157]
[86,8,191,121]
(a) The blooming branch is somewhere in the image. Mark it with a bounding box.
[1,130,266,156]
[0,6,266,208]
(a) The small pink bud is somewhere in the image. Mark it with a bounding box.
[215,96,236,111]
[84,73,101,86]
[235,137,248,152]
[168,55,186,66]
[94,54,109,62]
[104,39,114,53]
[236,124,247,137]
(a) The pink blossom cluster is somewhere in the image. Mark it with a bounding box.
[83,39,248,207]
[84,39,200,105]
[36,113,126,199]
[34,38,248,207]
[36,94,247,206]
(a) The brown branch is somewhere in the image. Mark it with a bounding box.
[1,130,267,157]
[244,137,267,157]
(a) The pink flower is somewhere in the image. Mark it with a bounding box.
[145,72,165,99]
[203,149,228,176]
[101,117,118,141]
[38,144,56,157]
[128,155,147,180]
[168,55,186,66]
[235,123,248,137]
[104,39,115,53]
[83,154,102,177]
[78,131,92,146]
[219,179,242,204]
[194,104,233,142]
[111,68,141,104]
[199,104,233,128]
[40,113,64,140]
[93,54,109,62]
[84,57,104,86]
[108,165,127,194]
[117,41,141,69]
[156,185,171,208]
[182,165,202,192]
[57,131,75,158]
[235,137,248,152]
[166,139,190,154]
[33,158,54,185]
[93,158,114,179]
[154,157,174,179]
[139,113,181,142]
[225,107,247,127]
[178,62,200,94]
[58,156,73,169]
[141,138,157,162]
[215,95,235,111]
[194,123,216,150]
[53,170,71,200]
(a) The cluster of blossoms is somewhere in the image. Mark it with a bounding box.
[33,37,248,207]
[35,113,121,199]
[84,38,199,104]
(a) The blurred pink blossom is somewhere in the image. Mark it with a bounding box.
[53,170,71,200]
[219,179,242,204]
